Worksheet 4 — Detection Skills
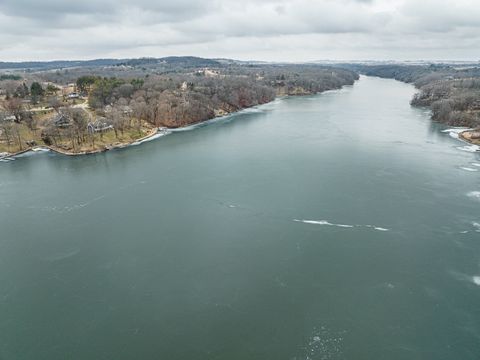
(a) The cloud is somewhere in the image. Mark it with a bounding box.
[399,0,480,32]
[0,0,212,18]
[0,0,479,61]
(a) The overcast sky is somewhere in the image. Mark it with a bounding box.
[0,0,479,62]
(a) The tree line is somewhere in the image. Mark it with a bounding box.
[1,63,358,153]
[82,65,358,128]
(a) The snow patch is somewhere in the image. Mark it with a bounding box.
[294,219,354,228]
[473,222,480,232]
[460,167,478,172]
[442,127,471,139]
[467,191,480,201]
[457,145,480,153]
[130,131,169,146]
[294,219,390,232]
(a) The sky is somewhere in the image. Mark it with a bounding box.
[0,0,479,62]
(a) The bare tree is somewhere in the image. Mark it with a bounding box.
[22,111,37,134]
[3,98,24,122]
[48,96,63,113]
[0,121,13,149]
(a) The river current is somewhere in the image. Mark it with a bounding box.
[1,76,479,359]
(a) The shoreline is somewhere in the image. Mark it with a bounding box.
[459,130,480,147]
[0,84,354,161]
[441,127,480,152]
[1,98,278,160]
[1,127,161,160]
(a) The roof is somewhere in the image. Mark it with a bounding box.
[53,113,71,125]
[3,115,16,121]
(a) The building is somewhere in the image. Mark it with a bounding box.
[53,113,71,127]
[87,118,113,134]
[67,92,80,99]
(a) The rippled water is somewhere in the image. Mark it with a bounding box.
[1,76,479,359]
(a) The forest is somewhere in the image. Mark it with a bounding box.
[80,64,358,128]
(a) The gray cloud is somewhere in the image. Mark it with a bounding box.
[0,0,210,16]
[0,0,479,61]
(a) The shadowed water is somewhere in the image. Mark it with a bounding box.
[1,76,479,360]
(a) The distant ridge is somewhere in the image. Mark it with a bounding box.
[119,56,221,68]
[0,56,223,71]
[0,59,124,70]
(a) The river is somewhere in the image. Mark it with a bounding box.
[1,76,479,359]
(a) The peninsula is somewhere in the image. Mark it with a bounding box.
[0,57,358,156]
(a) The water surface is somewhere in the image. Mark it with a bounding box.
[1,76,480,359]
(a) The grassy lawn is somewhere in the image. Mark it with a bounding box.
[0,121,155,154]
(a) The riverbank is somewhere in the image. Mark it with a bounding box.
[0,108,251,160]
[0,116,160,158]
[459,129,480,146]
[0,87,348,160]
[441,127,480,152]
[0,127,164,160]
